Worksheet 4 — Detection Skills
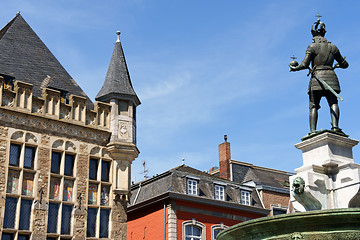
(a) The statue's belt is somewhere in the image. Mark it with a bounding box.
[311,65,333,71]
[307,66,343,101]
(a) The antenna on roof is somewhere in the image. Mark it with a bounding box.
[141,160,149,179]
[182,158,185,165]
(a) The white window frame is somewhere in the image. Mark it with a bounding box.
[182,219,206,240]
[241,190,251,205]
[187,179,198,195]
[211,224,228,240]
[214,184,225,201]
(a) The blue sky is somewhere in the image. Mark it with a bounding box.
[2,1,360,182]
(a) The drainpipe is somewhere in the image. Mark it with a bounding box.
[255,188,265,209]
[133,182,142,204]
[164,201,166,240]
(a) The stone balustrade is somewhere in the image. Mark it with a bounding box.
[0,76,111,130]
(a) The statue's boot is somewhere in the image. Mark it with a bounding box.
[309,108,318,135]
[330,104,346,135]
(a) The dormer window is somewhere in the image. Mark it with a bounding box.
[214,185,225,201]
[187,179,198,195]
[241,190,251,205]
[1,74,14,90]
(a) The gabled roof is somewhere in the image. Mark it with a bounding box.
[95,32,140,105]
[0,13,93,108]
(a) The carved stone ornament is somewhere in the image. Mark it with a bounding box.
[291,232,304,240]
[2,92,14,107]
[120,123,127,135]
[0,110,110,144]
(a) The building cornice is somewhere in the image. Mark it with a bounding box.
[0,107,111,145]
[128,191,270,216]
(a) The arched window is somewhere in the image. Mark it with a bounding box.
[3,131,39,240]
[87,147,112,238]
[182,219,206,240]
[211,224,228,240]
[47,139,77,237]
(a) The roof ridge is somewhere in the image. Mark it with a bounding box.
[230,159,292,175]
[0,13,20,40]
[0,13,94,109]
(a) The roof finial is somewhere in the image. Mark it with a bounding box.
[16,11,20,16]
[182,158,185,165]
[116,31,121,43]
[224,135,228,142]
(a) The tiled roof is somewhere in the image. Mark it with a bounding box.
[95,33,140,105]
[129,164,263,209]
[0,13,93,108]
[231,161,292,190]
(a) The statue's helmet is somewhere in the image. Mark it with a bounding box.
[311,18,326,37]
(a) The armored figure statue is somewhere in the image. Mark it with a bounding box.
[290,15,348,136]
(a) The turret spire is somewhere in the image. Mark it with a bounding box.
[96,31,140,106]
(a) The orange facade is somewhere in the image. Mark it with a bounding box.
[128,202,167,240]
[128,199,265,240]
[176,200,262,240]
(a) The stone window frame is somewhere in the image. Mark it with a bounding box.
[211,223,228,240]
[182,219,206,240]
[240,190,251,206]
[270,204,288,216]
[86,147,113,238]
[47,139,78,239]
[2,130,39,240]
[186,178,199,196]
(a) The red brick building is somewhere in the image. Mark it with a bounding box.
[210,137,293,215]
[127,165,269,240]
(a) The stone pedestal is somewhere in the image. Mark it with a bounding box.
[290,131,360,211]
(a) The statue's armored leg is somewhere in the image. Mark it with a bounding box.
[309,107,318,133]
[330,103,340,131]
[308,91,320,135]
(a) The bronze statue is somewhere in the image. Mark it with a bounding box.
[290,15,348,137]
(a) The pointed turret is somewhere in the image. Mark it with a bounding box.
[97,32,140,145]
[99,32,140,212]
[96,31,140,106]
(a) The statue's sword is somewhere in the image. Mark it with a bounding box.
[307,67,344,101]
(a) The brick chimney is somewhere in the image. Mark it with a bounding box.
[219,135,231,180]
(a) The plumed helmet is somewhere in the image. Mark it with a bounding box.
[311,17,326,37]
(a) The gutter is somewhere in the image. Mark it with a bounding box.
[128,191,270,216]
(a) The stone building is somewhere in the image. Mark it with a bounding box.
[127,164,269,240]
[0,13,139,240]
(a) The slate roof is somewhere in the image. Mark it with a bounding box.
[230,160,292,191]
[129,164,263,209]
[95,33,140,105]
[0,13,93,108]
